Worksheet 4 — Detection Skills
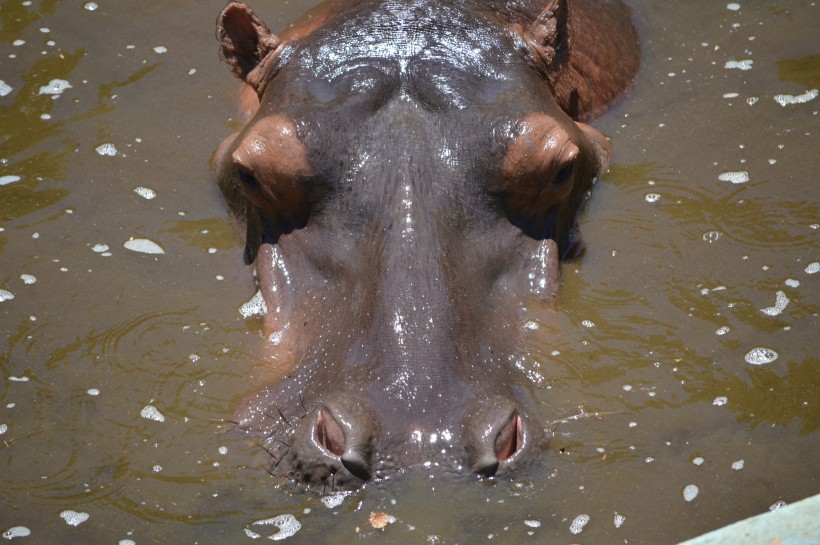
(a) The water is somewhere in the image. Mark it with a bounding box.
[1,0,818,543]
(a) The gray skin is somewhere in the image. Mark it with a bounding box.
[214,0,639,488]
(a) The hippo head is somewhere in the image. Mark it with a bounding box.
[214,0,611,488]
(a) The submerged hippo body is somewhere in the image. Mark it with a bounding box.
[214,0,638,487]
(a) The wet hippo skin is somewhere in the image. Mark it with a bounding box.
[213,0,639,488]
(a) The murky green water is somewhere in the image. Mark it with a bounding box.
[1,0,817,543]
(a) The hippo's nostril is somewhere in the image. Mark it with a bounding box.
[341,451,372,481]
[316,407,345,456]
[494,412,523,461]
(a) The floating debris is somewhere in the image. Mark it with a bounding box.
[369,512,396,530]
[718,171,749,184]
[760,290,789,316]
[683,485,699,502]
[140,405,165,422]
[124,238,164,254]
[569,514,589,535]
[59,510,89,526]
[0,175,21,186]
[745,347,778,365]
[773,89,818,107]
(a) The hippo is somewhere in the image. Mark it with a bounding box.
[213,0,639,488]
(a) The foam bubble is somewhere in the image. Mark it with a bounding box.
[0,289,14,302]
[124,238,164,254]
[134,187,156,199]
[731,459,744,470]
[321,493,348,509]
[774,89,818,107]
[239,290,267,318]
[0,175,21,186]
[524,520,541,528]
[718,171,749,184]
[87,388,100,396]
[569,514,589,534]
[0,424,7,435]
[745,347,778,365]
[683,484,699,502]
[784,279,799,288]
[713,396,728,406]
[805,262,819,274]
[2,526,31,539]
[59,510,89,526]
[95,143,117,156]
[770,500,788,511]
[0,80,13,97]
[38,79,72,95]
[153,46,167,54]
[726,2,740,10]
[760,290,789,316]
[645,193,661,203]
[92,243,109,253]
[613,513,626,528]
[84,2,98,10]
[724,60,753,70]
[140,405,165,422]
[252,514,302,541]
[716,326,730,336]
[20,274,36,285]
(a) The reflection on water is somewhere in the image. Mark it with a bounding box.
[0,0,817,544]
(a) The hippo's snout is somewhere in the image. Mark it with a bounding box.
[284,393,544,486]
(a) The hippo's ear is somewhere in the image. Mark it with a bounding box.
[218,2,282,93]
[522,0,572,85]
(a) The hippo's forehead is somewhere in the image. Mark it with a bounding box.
[274,3,528,112]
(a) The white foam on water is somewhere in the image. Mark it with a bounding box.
[692,457,704,466]
[0,80,13,97]
[59,510,89,526]
[614,513,626,528]
[20,274,36,285]
[8,376,28,382]
[569,514,589,535]
[0,424,7,435]
[524,520,541,528]
[770,500,788,511]
[124,238,164,254]
[683,484,699,502]
[784,279,799,288]
[726,2,740,10]
[239,290,267,318]
[722,92,739,98]
[645,193,661,203]
[581,319,595,328]
[84,2,98,10]
[153,46,167,54]
[321,493,349,509]
[87,388,99,396]
[140,405,165,422]
[2,526,31,539]
[760,290,789,316]
[774,88,818,107]
[718,171,749,184]
[731,459,745,470]
[95,143,117,156]
[724,59,753,70]
[251,514,301,541]
[0,175,20,186]
[218,446,228,455]
[38,79,72,95]
[715,326,730,335]
[134,186,156,199]
[805,262,819,274]
[244,528,261,539]
[713,396,728,406]
[745,347,778,365]
[0,290,14,302]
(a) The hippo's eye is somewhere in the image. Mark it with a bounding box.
[554,162,574,186]
[237,166,261,191]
